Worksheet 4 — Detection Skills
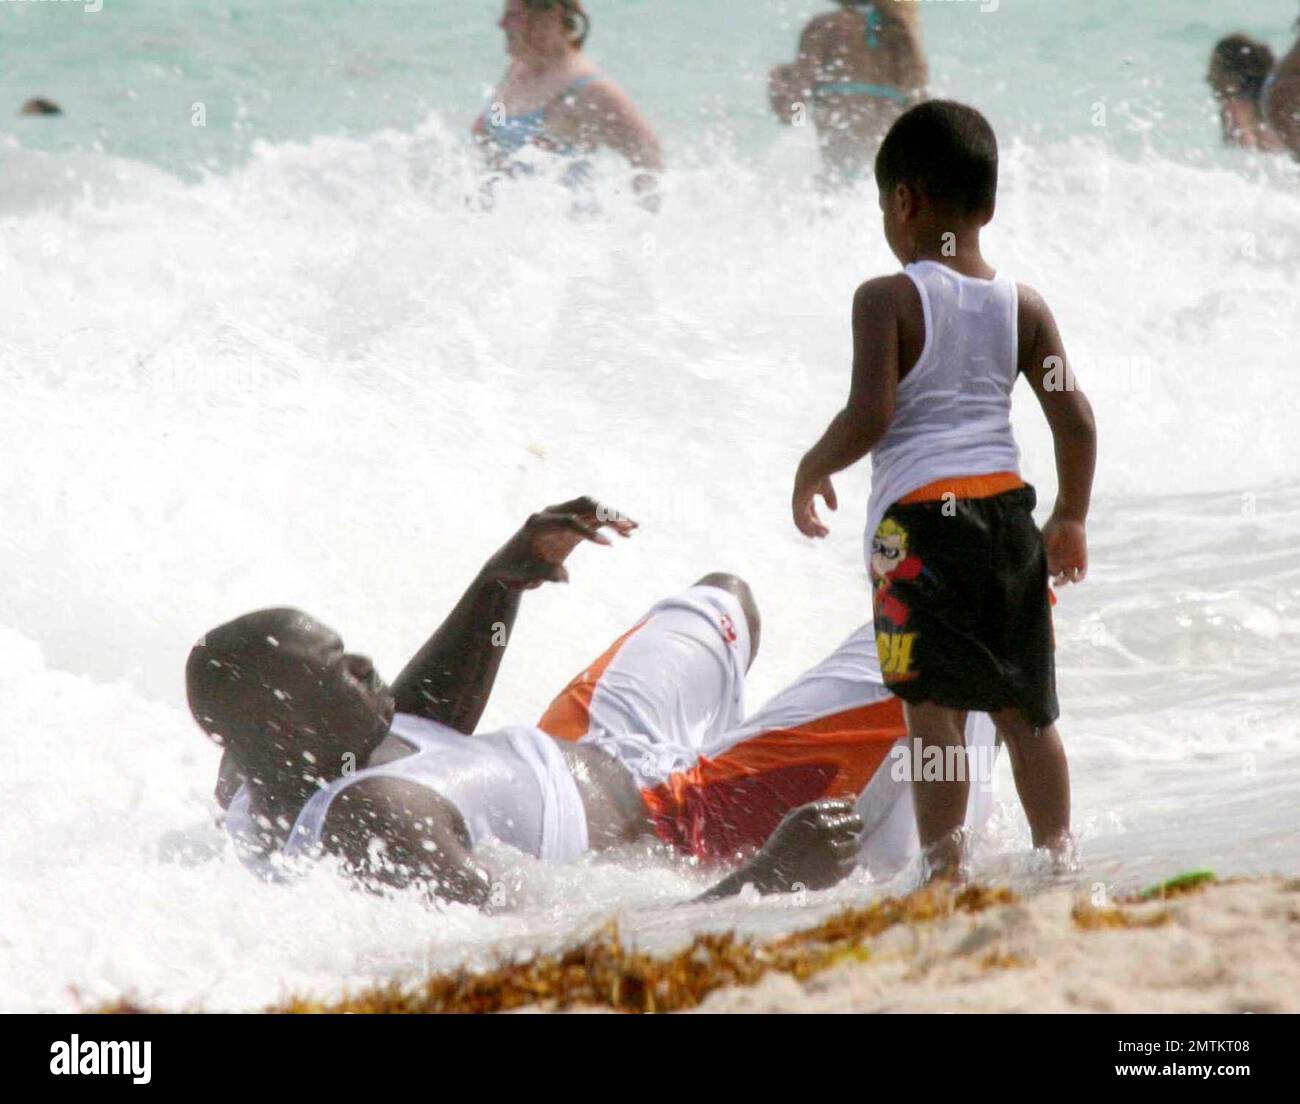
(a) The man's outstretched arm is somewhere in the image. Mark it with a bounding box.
[390,497,636,733]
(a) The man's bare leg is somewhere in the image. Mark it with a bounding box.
[990,707,1073,866]
[904,701,969,881]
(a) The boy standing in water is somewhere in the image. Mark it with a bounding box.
[791,101,1097,879]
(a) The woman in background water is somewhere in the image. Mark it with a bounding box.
[1263,18,1300,160]
[473,0,662,205]
[1207,34,1284,151]
[768,0,927,189]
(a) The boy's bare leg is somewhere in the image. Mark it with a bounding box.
[904,701,970,881]
[991,707,1073,866]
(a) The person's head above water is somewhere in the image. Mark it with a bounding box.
[500,0,590,59]
[875,99,997,218]
[874,100,998,260]
[20,97,62,117]
[186,609,395,791]
[1207,34,1275,103]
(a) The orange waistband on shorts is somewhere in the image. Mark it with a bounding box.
[898,471,1026,505]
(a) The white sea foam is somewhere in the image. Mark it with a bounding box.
[1,107,1297,1010]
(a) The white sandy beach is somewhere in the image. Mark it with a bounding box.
[692,879,1300,1014]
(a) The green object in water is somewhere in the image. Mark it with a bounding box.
[1138,870,1216,901]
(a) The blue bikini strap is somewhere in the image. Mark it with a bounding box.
[859,1,884,48]
[486,73,596,119]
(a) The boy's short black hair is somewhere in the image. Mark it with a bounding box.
[875,100,998,217]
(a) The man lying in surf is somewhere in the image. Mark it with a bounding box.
[192,495,1002,906]
[768,0,927,188]
[189,498,864,908]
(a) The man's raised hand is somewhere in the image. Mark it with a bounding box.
[484,497,637,590]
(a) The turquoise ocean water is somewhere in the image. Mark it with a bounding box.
[3,0,1300,171]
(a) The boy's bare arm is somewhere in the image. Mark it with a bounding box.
[1018,284,1097,583]
[792,276,907,537]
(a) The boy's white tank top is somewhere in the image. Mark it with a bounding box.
[225,714,590,878]
[865,260,1022,557]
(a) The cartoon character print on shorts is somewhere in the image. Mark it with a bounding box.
[870,517,927,682]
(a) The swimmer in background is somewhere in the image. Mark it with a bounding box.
[473,0,663,207]
[768,0,927,188]
[1207,34,1284,151]
[20,98,62,116]
[1263,17,1300,160]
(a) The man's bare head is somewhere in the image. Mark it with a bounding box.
[186,609,395,788]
